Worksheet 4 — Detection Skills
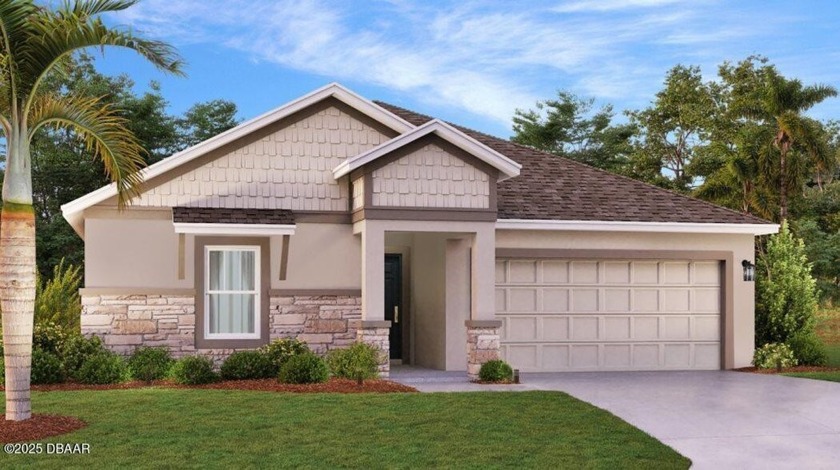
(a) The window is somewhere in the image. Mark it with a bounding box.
[204,246,261,340]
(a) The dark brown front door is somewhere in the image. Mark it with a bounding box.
[384,254,402,360]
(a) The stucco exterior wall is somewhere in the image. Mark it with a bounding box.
[84,215,360,290]
[370,143,490,209]
[410,233,447,370]
[495,230,756,368]
[126,105,391,211]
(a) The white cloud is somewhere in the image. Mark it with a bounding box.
[108,0,836,129]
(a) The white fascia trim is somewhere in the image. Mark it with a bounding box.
[60,83,415,219]
[333,119,522,181]
[174,223,296,236]
[495,219,780,235]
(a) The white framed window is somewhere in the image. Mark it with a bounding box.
[204,245,261,340]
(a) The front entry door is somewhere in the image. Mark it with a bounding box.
[384,254,402,360]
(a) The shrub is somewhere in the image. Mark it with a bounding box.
[479,360,513,383]
[259,338,310,375]
[129,347,174,383]
[171,355,218,385]
[76,352,128,385]
[787,333,828,366]
[32,322,68,356]
[35,259,82,332]
[326,342,380,384]
[753,343,798,370]
[756,221,821,365]
[220,350,274,380]
[61,334,106,380]
[278,352,329,384]
[31,349,66,384]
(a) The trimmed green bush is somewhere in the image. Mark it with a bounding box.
[35,259,82,332]
[478,360,514,383]
[259,338,310,375]
[326,342,380,384]
[129,347,174,383]
[278,352,329,384]
[61,334,106,380]
[753,343,798,370]
[171,355,218,385]
[756,222,821,364]
[77,352,128,385]
[788,333,828,366]
[33,322,68,356]
[31,348,66,384]
[220,350,274,380]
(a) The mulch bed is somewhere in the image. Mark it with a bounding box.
[2,378,417,393]
[0,414,87,443]
[735,366,840,374]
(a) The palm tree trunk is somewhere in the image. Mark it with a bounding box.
[779,148,787,221]
[1,202,36,421]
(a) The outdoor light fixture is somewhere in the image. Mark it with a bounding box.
[741,260,755,282]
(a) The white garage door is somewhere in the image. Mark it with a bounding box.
[496,259,722,371]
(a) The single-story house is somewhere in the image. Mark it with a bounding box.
[62,83,778,378]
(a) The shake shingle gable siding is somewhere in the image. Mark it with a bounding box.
[374,101,770,225]
[172,207,295,225]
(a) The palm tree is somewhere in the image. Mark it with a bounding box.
[0,0,181,421]
[739,68,837,221]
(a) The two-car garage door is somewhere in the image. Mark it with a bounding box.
[496,258,722,371]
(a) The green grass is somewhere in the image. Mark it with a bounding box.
[3,389,689,469]
[783,371,840,383]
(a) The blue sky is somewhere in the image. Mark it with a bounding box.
[94,0,840,138]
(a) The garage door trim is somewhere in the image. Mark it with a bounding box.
[496,248,735,369]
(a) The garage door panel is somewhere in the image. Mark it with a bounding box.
[542,317,569,340]
[498,258,722,372]
[604,317,631,340]
[605,288,631,311]
[571,317,599,340]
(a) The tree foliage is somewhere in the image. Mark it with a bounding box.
[511,91,635,172]
[755,222,823,363]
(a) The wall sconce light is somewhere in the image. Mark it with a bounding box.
[741,260,755,282]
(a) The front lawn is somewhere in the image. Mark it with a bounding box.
[3,389,689,469]
[782,308,840,383]
[783,371,840,383]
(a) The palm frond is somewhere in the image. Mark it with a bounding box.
[0,0,38,113]
[27,93,146,206]
[17,2,183,102]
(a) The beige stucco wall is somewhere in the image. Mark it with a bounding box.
[123,105,390,211]
[370,143,490,209]
[84,213,360,290]
[495,229,756,368]
[410,233,447,370]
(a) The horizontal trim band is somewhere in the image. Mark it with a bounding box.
[495,219,778,235]
[269,289,362,297]
[355,207,497,223]
[174,222,296,236]
[80,288,196,296]
[360,320,392,328]
[465,320,503,328]
[496,248,732,261]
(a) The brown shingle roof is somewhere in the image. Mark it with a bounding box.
[375,101,771,225]
[173,207,295,225]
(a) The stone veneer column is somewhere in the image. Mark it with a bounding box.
[466,320,502,381]
[356,321,391,378]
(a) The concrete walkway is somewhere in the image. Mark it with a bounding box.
[390,368,840,469]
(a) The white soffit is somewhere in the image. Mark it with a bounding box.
[495,219,780,235]
[173,223,296,237]
[60,83,415,236]
[333,119,522,181]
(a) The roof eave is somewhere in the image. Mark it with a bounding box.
[495,219,780,235]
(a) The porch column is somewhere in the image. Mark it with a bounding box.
[359,221,390,376]
[466,223,501,380]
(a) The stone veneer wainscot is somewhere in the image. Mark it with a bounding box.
[81,293,363,366]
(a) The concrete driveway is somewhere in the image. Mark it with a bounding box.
[392,369,840,469]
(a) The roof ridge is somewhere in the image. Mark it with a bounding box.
[374,100,772,225]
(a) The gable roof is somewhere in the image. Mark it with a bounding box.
[333,119,521,181]
[61,83,415,234]
[374,101,775,228]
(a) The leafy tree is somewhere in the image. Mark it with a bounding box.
[755,222,824,363]
[178,99,240,149]
[0,0,182,421]
[726,57,837,220]
[627,65,719,191]
[511,92,635,172]
[792,182,840,304]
